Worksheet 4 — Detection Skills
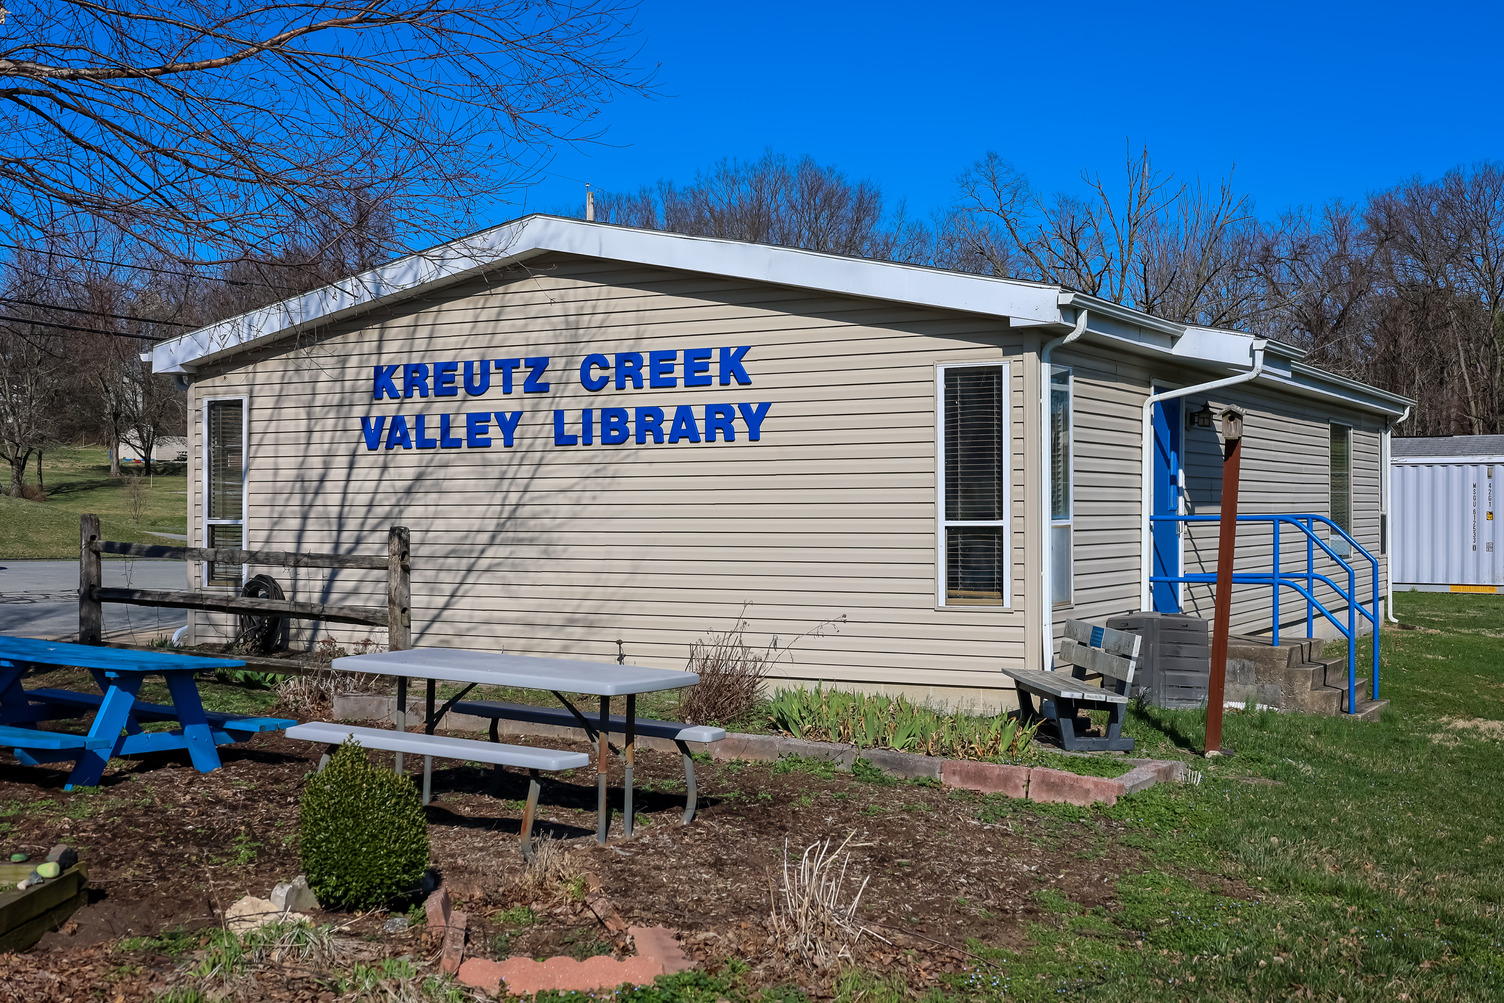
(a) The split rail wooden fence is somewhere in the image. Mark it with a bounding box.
[77,514,411,650]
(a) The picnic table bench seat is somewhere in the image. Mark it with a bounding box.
[284,722,591,858]
[0,724,113,752]
[1001,619,1142,752]
[25,688,292,734]
[451,699,726,823]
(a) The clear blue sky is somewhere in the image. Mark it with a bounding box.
[506,0,1504,226]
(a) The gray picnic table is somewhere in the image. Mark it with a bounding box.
[330,648,700,842]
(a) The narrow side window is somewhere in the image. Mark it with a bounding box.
[1330,423,1352,558]
[205,398,245,585]
[938,364,1010,607]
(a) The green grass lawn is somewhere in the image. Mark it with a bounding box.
[0,444,188,559]
[921,591,1504,1003]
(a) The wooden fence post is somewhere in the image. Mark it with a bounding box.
[387,526,411,651]
[79,514,102,645]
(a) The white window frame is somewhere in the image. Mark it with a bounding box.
[202,394,248,588]
[1329,421,1353,559]
[935,361,1012,609]
[1050,366,1074,606]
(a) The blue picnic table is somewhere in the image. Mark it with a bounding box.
[0,636,294,790]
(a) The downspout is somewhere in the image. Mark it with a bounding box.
[1138,339,1268,611]
[1039,305,1088,670]
[1383,406,1412,623]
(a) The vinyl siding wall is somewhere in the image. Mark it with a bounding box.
[186,254,1041,707]
[1055,345,1387,647]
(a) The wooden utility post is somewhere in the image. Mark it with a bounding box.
[79,513,102,644]
[1205,409,1244,756]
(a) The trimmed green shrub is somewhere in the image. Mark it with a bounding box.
[298,740,429,910]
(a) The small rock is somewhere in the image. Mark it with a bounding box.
[226,895,308,935]
[382,915,410,934]
[9,853,26,863]
[270,875,320,913]
[45,844,77,870]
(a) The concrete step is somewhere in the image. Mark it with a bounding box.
[1285,659,1369,698]
[1284,685,1343,715]
[1317,657,1370,693]
[1340,695,1389,721]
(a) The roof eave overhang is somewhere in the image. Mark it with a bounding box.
[152,216,1063,374]
[1050,302,1412,419]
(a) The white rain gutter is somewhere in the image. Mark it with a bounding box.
[1382,405,1412,622]
[1039,306,1088,670]
[1137,339,1269,611]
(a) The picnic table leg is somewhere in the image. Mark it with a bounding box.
[623,694,636,838]
[65,675,141,790]
[596,696,610,844]
[675,739,698,824]
[422,677,436,806]
[519,768,542,860]
[394,676,406,775]
[163,671,222,774]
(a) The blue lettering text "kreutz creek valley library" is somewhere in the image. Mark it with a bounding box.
[360,346,772,450]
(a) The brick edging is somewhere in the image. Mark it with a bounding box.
[704,731,1185,806]
[330,694,1184,807]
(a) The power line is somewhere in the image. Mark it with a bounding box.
[0,314,164,341]
[0,296,193,328]
[0,241,291,289]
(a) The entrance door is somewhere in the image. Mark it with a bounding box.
[1151,398,1182,613]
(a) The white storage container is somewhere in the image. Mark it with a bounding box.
[1392,436,1503,590]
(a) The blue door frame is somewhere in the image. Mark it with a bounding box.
[1151,398,1181,613]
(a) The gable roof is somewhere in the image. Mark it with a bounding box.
[149,214,1413,418]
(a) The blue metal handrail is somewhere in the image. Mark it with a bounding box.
[1148,513,1380,716]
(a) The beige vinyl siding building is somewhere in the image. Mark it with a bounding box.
[156,216,1411,709]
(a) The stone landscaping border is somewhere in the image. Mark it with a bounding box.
[332,693,1186,807]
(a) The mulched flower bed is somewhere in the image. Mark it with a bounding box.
[0,695,1150,1000]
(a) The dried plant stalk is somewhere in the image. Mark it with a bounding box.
[768,831,885,969]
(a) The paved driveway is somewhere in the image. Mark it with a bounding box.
[0,560,188,640]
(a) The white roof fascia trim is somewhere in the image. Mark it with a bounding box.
[1392,453,1504,464]
[1065,325,1411,417]
[1286,360,1413,414]
[152,216,1062,373]
[1059,291,1183,338]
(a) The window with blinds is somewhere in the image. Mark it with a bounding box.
[206,399,245,586]
[939,363,1010,606]
[1330,423,1352,558]
[1049,367,1073,604]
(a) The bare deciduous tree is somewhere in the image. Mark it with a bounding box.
[0,0,647,260]
[949,146,1263,328]
[590,151,929,262]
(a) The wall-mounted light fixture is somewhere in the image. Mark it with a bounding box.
[1188,403,1217,430]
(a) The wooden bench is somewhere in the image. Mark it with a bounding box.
[1000,619,1142,752]
[24,688,292,736]
[451,699,726,823]
[284,722,590,859]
